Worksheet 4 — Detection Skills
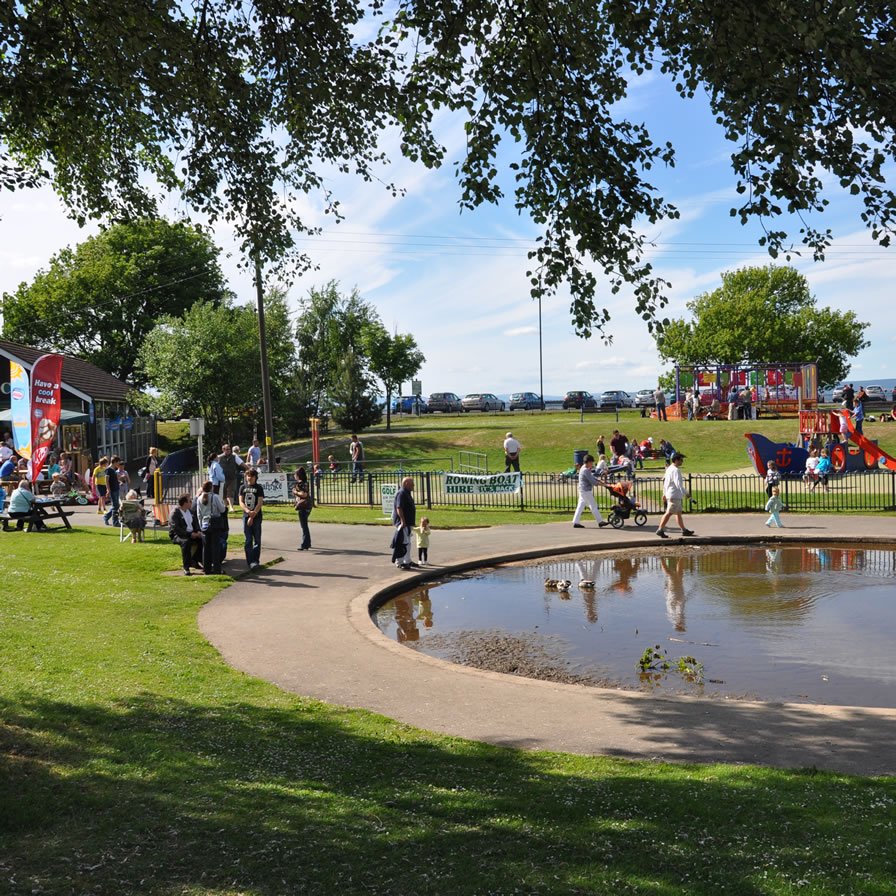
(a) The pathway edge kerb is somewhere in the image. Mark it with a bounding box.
[351,533,896,713]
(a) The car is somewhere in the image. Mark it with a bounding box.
[509,391,543,411]
[427,391,463,413]
[562,390,597,410]
[863,385,887,402]
[634,389,656,408]
[391,395,429,414]
[832,384,849,403]
[461,392,505,412]
[599,390,634,408]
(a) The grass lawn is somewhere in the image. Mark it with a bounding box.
[282,410,896,475]
[2,529,895,895]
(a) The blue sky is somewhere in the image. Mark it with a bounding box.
[0,71,893,397]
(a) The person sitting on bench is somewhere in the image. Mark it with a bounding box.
[7,480,46,531]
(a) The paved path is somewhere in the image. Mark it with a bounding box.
[181,508,896,777]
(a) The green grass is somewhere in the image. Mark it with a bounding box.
[2,530,895,894]
[284,410,896,474]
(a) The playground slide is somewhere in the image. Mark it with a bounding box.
[839,411,896,472]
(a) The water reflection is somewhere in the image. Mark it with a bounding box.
[372,545,896,706]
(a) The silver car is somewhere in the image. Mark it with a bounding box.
[462,392,505,412]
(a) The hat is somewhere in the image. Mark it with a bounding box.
[506,432,513,438]
[671,452,686,461]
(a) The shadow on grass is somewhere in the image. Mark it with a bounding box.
[2,694,895,895]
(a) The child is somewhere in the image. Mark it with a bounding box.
[327,454,339,473]
[312,463,322,488]
[92,456,108,513]
[49,472,68,498]
[816,449,833,491]
[765,460,781,497]
[413,517,432,566]
[765,486,784,528]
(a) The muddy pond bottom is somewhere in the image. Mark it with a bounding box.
[373,544,896,706]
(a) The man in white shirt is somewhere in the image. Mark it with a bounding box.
[503,432,521,473]
[656,453,696,538]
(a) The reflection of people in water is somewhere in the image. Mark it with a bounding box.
[393,595,420,643]
[661,556,687,632]
[765,548,782,572]
[415,587,434,629]
[609,557,639,594]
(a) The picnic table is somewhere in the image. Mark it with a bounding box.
[1,498,75,532]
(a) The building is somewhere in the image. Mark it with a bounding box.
[0,340,156,475]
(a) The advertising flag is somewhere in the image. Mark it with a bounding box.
[9,361,32,459]
[29,353,64,481]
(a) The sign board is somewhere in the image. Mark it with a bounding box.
[380,483,399,518]
[444,472,522,495]
[189,417,205,437]
[411,379,422,396]
[257,471,290,502]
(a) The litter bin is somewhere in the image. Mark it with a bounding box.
[573,449,588,467]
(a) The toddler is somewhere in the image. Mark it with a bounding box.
[49,472,68,497]
[765,486,784,528]
[413,517,432,565]
[765,460,781,497]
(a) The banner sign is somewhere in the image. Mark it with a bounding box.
[29,354,64,481]
[444,472,522,495]
[9,361,31,459]
[381,483,399,517]
[257,471,289,502]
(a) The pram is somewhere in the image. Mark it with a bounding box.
[603,482,647,529]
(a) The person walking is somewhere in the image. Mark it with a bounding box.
[143,446,160,500]
[503,432,521,473]
[239,467,265,569]
[391,476,416,570]
[572,454,609,529]
[656,452,695,538]
[413,517,432,565]
[654,385,667,421]
[765,486,784,528]
[292,467,313,550]
[103,455,122,526]
[349,434,365,483]
[218,444,240,509]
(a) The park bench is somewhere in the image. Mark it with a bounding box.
[0,505,75,532]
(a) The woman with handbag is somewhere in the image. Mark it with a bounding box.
[195,480,227,574]
[292,466,313,550]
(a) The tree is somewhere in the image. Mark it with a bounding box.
[0,219,230,387]
[655,265,870,386]
[136,295,294,447]
[327,351,383,433]
[363,325,425,432]
[2,3,896,336]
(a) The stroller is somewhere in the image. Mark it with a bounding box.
[603,481,647,529]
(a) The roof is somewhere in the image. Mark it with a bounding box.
[0,339,133,402]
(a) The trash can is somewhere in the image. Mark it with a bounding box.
[573,449,589,467]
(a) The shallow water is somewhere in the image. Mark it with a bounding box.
[372,545,896,706]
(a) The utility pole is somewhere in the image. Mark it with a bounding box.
[254,252,276,470]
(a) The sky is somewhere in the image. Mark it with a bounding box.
[0,70,894,400]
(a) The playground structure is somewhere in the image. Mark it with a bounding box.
[671,361,818,419]
[745,409,896,477]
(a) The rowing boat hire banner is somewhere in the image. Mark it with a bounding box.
[9,361,32,459]
[443,472,522,495]
[29,353,64,481]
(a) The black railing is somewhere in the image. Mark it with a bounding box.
[154,468,896,514]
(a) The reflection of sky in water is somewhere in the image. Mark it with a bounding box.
[373,546,896,707]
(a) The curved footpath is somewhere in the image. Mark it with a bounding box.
[186,511,894,776]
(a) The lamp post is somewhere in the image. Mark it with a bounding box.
[538,292,544,410]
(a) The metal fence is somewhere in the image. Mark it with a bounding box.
[154,468,896,514]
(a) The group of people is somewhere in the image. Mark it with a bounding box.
[168,466,266,575]
[205,440,263,509]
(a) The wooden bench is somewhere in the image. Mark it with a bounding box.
[0,505,75,532]
[0,510,43,531]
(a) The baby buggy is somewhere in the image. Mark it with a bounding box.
[603,481,647,529]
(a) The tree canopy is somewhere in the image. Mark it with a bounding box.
[654,265,870,386]
[0,219,230,387]
[2,2,895,336]
[363,325,425,432]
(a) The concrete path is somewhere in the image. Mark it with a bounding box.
[162,507,896,778]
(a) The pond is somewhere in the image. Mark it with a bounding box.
[372,544,896,707]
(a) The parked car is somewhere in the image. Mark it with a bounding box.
[509,391,543,411]
[832,384,848,403]
[863,385,887,402]
[599,390,634,408]
[392,395,429,414]
[427,391,463,413]
[462,392,505,412]
[562,390,597,410]
[634,389,656,408]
